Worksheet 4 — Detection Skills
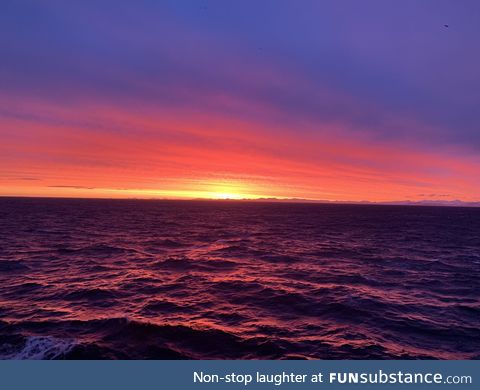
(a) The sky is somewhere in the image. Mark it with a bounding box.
[1,0,480,202]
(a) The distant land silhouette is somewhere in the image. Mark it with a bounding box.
[1,196,479,207]
[193,197,480,208]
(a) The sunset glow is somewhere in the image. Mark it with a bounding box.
[1,1,480,203]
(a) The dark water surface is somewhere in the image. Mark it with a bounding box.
[0,198,479,359]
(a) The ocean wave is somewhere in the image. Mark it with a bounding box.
[0,260,29,272]
[1,199,479,359]
[151,256,238,272]
[0,318,286,359]
[0,336,76,360]
[56,244,135,257]
[62,288,122,302]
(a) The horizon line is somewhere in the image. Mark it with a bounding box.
[1,195,479,208]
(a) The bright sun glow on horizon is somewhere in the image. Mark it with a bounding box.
[2,3,480,205]
[0,180,278,200]
[208,192,243,200]
[3,178,479,203]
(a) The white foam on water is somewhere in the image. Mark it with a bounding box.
[4,336,76,360]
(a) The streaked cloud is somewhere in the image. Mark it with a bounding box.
[1,1,479,201]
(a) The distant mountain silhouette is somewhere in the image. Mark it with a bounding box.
[206,197,480,208]
[2,196,479,207]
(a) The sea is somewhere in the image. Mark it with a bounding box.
[0,197,479,359]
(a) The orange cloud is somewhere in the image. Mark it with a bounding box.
[1,98,480,202]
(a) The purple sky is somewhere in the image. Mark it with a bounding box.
[1,1,480,201]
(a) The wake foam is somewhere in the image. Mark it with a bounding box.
[3,336,76,360]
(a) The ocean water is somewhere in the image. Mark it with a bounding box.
[0,198,479,360]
